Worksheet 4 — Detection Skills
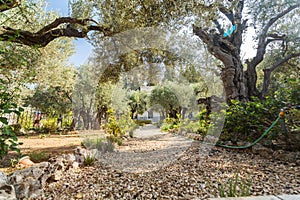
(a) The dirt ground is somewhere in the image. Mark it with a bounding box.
[0,134,82,173]
[0,127,164,173]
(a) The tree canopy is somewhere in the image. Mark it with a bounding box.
[1,0,299,104]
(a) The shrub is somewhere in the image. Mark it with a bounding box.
[9,124,22,136]
[29,151,49,163]
[40,118,57,133]
[0,125,22,159]
[82,138,103,150]
[62,112,73,128]
[84,153,96,166]
[0,83,23,159]
[160,116,180,132]
[18,112,33,130]
[82,137,115,152]
[117,112,138,134]
[160,111,209,138]
[134,119,152,126]
[220,98,283,143]
[102,109,138,145]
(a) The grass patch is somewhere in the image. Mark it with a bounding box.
[82,137,114,152]
[218,173,251,197]
[29,151,49,163]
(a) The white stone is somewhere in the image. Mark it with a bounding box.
[0,172,7,186]
[0,184,17,200]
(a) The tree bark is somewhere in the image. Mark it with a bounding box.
[0,17,113,47]
[260,52,300,98]
[193,25,246,104]
[193,1,300,103]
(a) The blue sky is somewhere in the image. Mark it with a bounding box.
[46,0,93,66]
[45,1,256,65]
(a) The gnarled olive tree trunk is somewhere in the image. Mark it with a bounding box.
[193,0,300,104]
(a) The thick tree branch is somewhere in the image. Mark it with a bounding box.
[269,52,300,72]
[37,17,98,34]
[261,52,300,98]
[0,0,20,12]
[218,6,234,24]
[250,3,300,68]
[232,0,244,51]
[193,25,236,66]
[0,17,114,47]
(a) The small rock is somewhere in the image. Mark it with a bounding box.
[0,172,8,186]
[252,143,273,158]
[237,141,244,146]
[0,184,17,200]
[75,192,83,199]
[72,162,79,169]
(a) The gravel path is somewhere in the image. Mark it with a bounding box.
[96,125,193,172]
[42,126,300,199]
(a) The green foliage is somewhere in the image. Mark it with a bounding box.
[149,85,181,118]
[62,112,73,128]
[102,109,137,145]
[220,98,283,142]
[82,138,103,149]
[103,109,124,136]
[84,153,96,166]
[118,112,139,134]
[214,77,299,143]
[218,173,251,198]
[286,109,300,132]
[161,116,180,133]
[134,119,152,126]
[179,118,200,133]
[18,112,33,130]
[82,137,115,152]
[0,80,23,159]
[272,77,300,106]
[40,118,57,133]
[128,91,148,119]
[0,125,22,159]
[9,124,22,136]
[160,111,209,137]
[29,151,49,163]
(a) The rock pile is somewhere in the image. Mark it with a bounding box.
[0,147,92,199]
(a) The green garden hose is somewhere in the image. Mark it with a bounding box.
[216,105,299,149]
[216,115,281,149]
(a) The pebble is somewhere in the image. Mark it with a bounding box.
[42,134,300,199]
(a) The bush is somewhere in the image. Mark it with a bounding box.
[0,81,23,158]
[82,138,104,149]
[160,111,209,137]
[0,125,22,159]
[82,137,114,152]
[29,151,49,163]
[40,118,57,133]
[102,109,138,145]
[9,124,22,136]
[134,119,152,126]
[84,153,96,166]
[160,116,180,132]
[62,112,73,128]
[159,97,287,144]
[18,112,33,130]
[219,98,283,143]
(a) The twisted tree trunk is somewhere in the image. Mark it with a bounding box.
[193,1,300,104]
